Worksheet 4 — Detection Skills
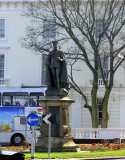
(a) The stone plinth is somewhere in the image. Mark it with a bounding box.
[35,96,78,152]
[36,136,77,152]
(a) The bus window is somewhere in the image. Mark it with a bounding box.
[30,92,44,107]
[3,92,28,107]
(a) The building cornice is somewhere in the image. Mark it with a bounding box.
[0,1,25,14]
[0,0,123,14]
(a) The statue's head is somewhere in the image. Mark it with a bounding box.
[53,41,58,50]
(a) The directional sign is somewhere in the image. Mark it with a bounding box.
[42,115,56,124]
[43,115,51,124]
[27,113,39,126]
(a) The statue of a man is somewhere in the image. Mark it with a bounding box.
[46,41,69,91]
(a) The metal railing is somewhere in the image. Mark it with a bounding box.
[71,128,125,139]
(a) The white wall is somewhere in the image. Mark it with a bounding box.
[120,100,125,128]
[0,5,42,88]
[69,89,82,128]
[120,91,125,128]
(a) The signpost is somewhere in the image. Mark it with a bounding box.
[27,113,39,159]
[42,114,52,159]
[42,114,51,124]
[42,114,56,124]
[27,113,54,159]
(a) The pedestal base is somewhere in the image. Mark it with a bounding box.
[35,136,78,152]
[36,96,78,152]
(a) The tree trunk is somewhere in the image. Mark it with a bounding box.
[101,89,111,128]
[91,73,98,128]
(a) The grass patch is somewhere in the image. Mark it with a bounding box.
[24,150,125,159]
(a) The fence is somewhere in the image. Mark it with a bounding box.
[71,128,125,139]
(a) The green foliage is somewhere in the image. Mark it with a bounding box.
[24,150,125,159]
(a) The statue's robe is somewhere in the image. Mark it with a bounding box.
[46,49,69,89]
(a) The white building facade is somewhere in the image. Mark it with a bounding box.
[0,0,125,129]
[0,0,42,88]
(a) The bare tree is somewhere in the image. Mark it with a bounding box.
[21,0,125,128]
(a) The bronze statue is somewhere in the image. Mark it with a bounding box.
[46,41,69,94]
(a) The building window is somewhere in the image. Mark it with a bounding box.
[95,19,108,40]
[43,20,56,40]
[0,19,5,39]
[90,55,109,86]
[0,55,4,78]
[97,98,103,125]
[42,54,47,85]
[99,55,109,80]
